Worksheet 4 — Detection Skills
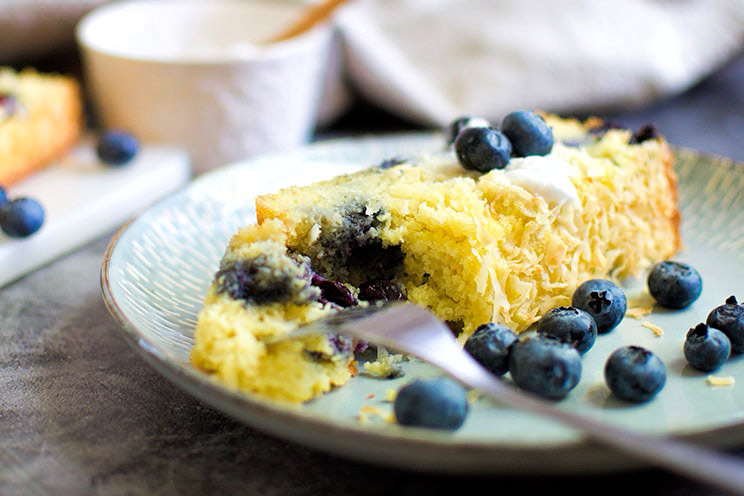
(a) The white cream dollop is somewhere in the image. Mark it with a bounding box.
[503,155,579,206]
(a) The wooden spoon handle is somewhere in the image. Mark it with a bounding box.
[267,0,349,43]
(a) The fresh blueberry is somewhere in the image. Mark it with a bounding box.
[454,126,512,172]
[684,323,731,372]
[571,279,627,334]
[508,336,582,399]
[0,197,45,237]
[536,306,597,354]
[464,323,518,376]
[706,296,744,353]
[500,110,554,157]
[445,116,490,145]
[393,377,469,430]
[96,130,139,166]
[647,261,702,309]
[0,184,7,206]
[604,346,666,403]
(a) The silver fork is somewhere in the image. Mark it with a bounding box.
[278,302,744,495]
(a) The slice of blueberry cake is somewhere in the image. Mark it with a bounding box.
[0,68,83,186]
[191,112,681,403]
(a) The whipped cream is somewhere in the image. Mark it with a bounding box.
[502,154,579,206]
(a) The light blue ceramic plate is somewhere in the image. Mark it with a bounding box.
[101,133,744,474]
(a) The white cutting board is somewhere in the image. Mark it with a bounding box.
[0,138,191,288]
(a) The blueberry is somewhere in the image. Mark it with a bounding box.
[378,156,407,169]
[96,130,139,165]
[358,279,406,302]
[508,336,582,399]
[0,197,44,237]
[0,184,7,205]
[647,261,702,309]
[310,273,358,308]
[445,116,490,145]
[604,346,666,403]
[536,306,597,354]
[393,377,469,430]
[571,279,627,334]
[500,110,554,157]
[463,323,518,376]
[706,296,744,353]
[629,124,659,144]
[0,93,17,118]
[684,323,731,372]
[454,126,511,172]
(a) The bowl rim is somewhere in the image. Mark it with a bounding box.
[75,0,333,65]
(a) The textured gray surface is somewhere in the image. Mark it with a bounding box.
[1,56,743,496]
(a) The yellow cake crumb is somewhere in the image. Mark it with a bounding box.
[466,389,483,403]
[626,306,654,319]
[363,346,404,378]
[358,404,394,424]
[384,389,398,402]
[707,375,735,387]
[641,321,664,337]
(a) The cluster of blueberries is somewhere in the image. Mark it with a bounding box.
[394,260,744,431]
[446,111,555,172]
[0,130,139,239]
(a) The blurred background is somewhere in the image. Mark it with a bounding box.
[2,0,743,164]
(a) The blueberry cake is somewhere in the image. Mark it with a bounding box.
[191,113,681,403]
[0,68,83,186]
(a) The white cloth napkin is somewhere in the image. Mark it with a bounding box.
[334,0,744,126]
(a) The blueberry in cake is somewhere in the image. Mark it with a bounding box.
[191,112,681,403]
[0,68,83,186]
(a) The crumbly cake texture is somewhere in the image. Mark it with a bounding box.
[0,68,83,186]
[191,114,681,403]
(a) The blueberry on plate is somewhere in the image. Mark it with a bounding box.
[571,279,627,334]
[500,110,554,157]
[647,260,702,309]
[393,377,469,430]
[454,126,512,172]
[604,346,666,403]
[706,296,744,353]
[684,323,731,372]
[508,336,582,399]
[0,184,7,206]
[464,322,518,376]
[0,197,45,238]
[536,306,597,354]
[445,116,490,146]
[96,130,140,166]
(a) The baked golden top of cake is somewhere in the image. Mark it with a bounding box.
[0,67,83,185]
[191,113,680,403]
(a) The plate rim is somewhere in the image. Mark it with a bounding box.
[100,133,744,474]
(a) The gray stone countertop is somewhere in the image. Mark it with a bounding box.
[1,55,743,496]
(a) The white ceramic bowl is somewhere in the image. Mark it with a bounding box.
[76,0,342,173]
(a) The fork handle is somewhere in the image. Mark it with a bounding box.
[443,353,744,495]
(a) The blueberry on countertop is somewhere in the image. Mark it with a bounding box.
[684,323,731,372]
[393,377,469,430]
[571,279,627,334]
[706,296,744,353]
[445,116,490,146]
[536,306,597,354]
[500,110,554,157]
[604,346,666,403]
[454,126,511,172]
[0,197,45,238]
[0,184,7,205]
[96,130,140,166]
[647,261,702,309]
[464,322,518,376]
[508,336,582,399]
